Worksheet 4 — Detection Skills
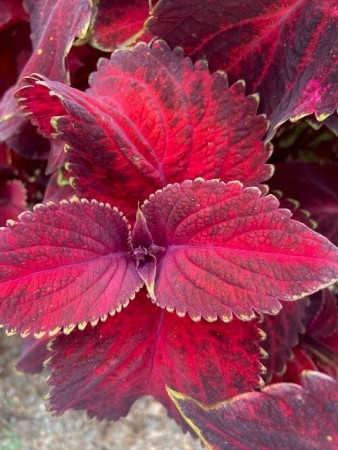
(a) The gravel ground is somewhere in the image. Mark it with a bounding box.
[0,331,203,450]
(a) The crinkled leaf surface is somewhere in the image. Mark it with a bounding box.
[48,291,263,424]
[137,179,338,321]
[260,299,307,382]
[168,371,338,450]
[17,40,271,218]
[146,0,338,136]
[269,162,338,245]
[87,0,151,51]
[0,180,27,225]
[0,199,142,336]
[0,0,93,141]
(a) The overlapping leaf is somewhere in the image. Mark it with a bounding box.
[48,291,263,423]
[87,0,151,51]
[0,199,142,336]
[260,299,307,382]
[17,40,272,218]
[16,334,53,374]
[0,0,27,31]
[168,371,338,450]
[0,0,93,141]
[300,289,338,377]
[1,179,338,335]
[146,0,338,136]
[269,162,338,245]
[137,179,338,321]
[0,180,27,225]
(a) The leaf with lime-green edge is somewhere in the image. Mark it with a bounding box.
[167,371,338,450]
[48,291,265,425]
[146,0,338,138]
[0,0,93,141]
[86,0,152,51]
[16,40,272,220]
[137,179,338,322]
[0,198,142,337]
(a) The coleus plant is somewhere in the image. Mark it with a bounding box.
[0,0,338,447]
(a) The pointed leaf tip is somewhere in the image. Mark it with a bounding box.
[139,179,338,321]
[0,200,142,335]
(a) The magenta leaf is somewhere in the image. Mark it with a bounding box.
[260,299,307,382]
[0,179,27,225]
[0,0,93,141]
[168,371,338,450]
[269,162,338,245]
[146,0,338,136]
[48,291,264,423]
[17,40,271,218]
[0,0,27,31]
[0,199,142,336]
[87,0,151,51]
[137,179,338,321]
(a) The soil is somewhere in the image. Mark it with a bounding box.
[0,331,202,450]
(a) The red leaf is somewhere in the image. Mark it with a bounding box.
[260,299,307,382]
[269,162,338,245]
[0,0,27,31]
[0,199,142,336]
[48,291,264,423]
[0,180,27,225]
[0,0,93,141]
[146,0,338,136]
[137,179,338,321]
[168,371,338,450]
[17,41,271,219]
[88,0,152,51]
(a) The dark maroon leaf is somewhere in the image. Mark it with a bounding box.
[269,162,338,245]
[168,371,338,450]
[43,169,75,203]
[137,179,338,321]
[260,299,307,382]
[0,0,27,31]
[0,22,31,99]
[0,199,142,336]
[0,180,27,225]
[300,289,338,377]
[0,0,93,141]
[16,334,53,374]
[17,40,271,219]
[88,0,152,51]
[48,291,264,423]
[146,0,338,137]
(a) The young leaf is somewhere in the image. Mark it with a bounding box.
[269,162,338,245]
[0,199,142,336]
[260,299,307,382]
[17,40,271,218]
[0,0,93,141]
[146,0,338,136]
[48,291,264,423]
[167,371,338,450]
[137,179,338,321]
